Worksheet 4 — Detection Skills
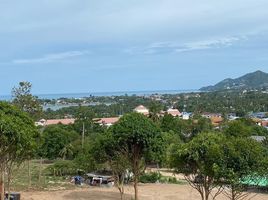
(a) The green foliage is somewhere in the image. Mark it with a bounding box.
[47,160,77,176]
[111,112,164,200]
[224,120,252,137]
[74,152,98,173]
[170,132,228,200]
[221,137,267,199]
[12,81,42,120]
[139,172,161,183]
[39,125,79,159]
[160,114,186,139]
[223,119,268,137]
[200,70,268,91]
[175,90,268,115]
[139,172,181,184]
[0,102,38,200]
[111,112,164,164]
[148,101,163,122]
[0,101,38,164]
[73,105,96,134]
[171,132,226,177]
[160,114,213,141]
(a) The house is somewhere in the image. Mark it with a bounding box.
[261,120,268,128]
[134,105,149,115]
[227,113,239,121]
[182,112,191,120]
[249,112,268,119]
[201,112,222,119]
[35,119,47,126]
[166,108,181,117]
[210,116,224,126]
[35,118,75,126]
[201,113,223,126]
[94,117,120,127]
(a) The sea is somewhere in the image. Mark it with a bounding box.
[0,89,198,101]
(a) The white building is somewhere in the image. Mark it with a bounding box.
[134,105,149,115]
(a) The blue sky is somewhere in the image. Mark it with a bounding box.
[1,0,268,95]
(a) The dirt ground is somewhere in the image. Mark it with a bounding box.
[21,184,268,200]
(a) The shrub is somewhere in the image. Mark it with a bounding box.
[46,160,77,176]
[139,172,162,183]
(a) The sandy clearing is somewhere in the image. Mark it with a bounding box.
[21,184,268,200]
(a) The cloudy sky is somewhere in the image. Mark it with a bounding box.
[1,0,268,95]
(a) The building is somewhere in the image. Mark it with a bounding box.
[166,108,181,117]
[182,112,191,120]
[210,116,224,126]
[94,117,120,127]
[250,112,268,119]
[201,112,224,126]
[35,118,75,126]
[134,105,149,115]
[201,112,222,119]
[261,120,268,128]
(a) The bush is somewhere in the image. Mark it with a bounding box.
[139,172,181,184]
[46,160,77,176]
[139,172,162,183]
[160,176,180,184]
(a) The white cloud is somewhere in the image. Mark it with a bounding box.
[12,50,90,64]
[175,36,243,52]
[125,36,246,55]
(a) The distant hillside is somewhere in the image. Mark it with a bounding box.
[200,70,268,91]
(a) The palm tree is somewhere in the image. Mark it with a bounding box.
[59,143,74,160]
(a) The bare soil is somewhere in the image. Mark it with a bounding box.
[21,184,268,200]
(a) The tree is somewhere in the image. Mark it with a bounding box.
[74,106,95,148]
[39,125,79,159]
[189,115,213,139]
[148,101,162,122]
[222,137,266,200]
[92,132,131,200]
[170,132,227,200]
[0,102,38,200]
[59,143,74,160]
[224,120,252,137]
[160,114,184,136]
[12,81,42,120]
[12,81,43,187]
[110,113,163,200]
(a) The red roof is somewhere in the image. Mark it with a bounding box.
[95,117,120,125]
[45,118,75,126]
[261,120,268,127]
[167,109,181,116]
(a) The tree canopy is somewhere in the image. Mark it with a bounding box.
[110,112,163,200]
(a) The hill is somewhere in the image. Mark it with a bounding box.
[200,70,268,91]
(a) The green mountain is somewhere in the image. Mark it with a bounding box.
[200,70,268,91]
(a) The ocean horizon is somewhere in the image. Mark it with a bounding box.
[0,89,198,101]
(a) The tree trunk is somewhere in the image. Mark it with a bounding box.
[133,160,139,200]
[0,168,5,200]
[28,160,31,188]
[119,187,124,200]
[134,178,138,200]
[6,163,13,200]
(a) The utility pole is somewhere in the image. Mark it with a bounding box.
[82,121,85,149]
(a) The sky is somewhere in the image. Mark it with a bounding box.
[1,0,268,95]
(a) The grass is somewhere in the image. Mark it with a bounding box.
[6,160,76,192]
[6,161,186,192]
